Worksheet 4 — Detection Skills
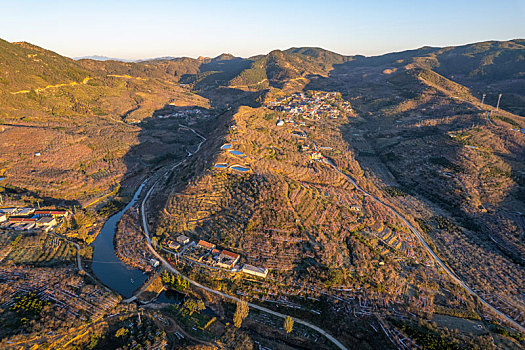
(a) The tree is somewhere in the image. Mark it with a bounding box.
[183,298,205,315]
[115,327,129,338]
[183,299,198,315]
[284,316,294,334]
[233,300,249,328]
[161,270,170,284]
[196,300,205,313]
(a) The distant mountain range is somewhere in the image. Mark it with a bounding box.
[1,38,525,115]
[73,55,136,62]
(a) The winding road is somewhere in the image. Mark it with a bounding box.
[325,160,525,333]
[137,127,349,350]
[133,113,523,350]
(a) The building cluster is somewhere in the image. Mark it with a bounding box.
[156,108,211,125]
[164,235,268,278]
[0,207,69,232]
[266,91,352,121]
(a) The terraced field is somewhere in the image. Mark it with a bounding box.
[158,102,435,285]
[2,232,76,267]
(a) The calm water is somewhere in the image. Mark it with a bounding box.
[214,163,228,168]
[229,150,245,156]
[220,144,232,150]
[155,289,186,304]
[91,183,149,298]
[230,165,250,172]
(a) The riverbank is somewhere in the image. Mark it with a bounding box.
[114,206,155,273]
[90,182,149,298]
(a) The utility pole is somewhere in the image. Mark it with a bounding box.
[481,93,486,107]
[496,93,502,111]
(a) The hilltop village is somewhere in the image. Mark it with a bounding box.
[267,91,353,121]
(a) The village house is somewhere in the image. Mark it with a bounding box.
[16,207,35,216]
[185,239,216,263]
[36,216,57,230]
[13,222,36,230]
[350,205,361,212]
[166,240,181,250]
[0,208,18,215]
[310,151,323,160]
[34,210,69,218]
[8,217,37,223]
[176,235,190,245]
[197,240,216,250]
[217,250,240,269]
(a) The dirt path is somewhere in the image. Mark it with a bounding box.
[11,77,92,95]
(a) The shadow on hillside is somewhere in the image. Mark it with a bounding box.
[179,57,252,107]
[1,184,81,208]
[117,85,262,226]
[305,58,525,266]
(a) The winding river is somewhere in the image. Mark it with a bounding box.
[91,183,148,298]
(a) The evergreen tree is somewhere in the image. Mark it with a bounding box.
[284,316,294,334]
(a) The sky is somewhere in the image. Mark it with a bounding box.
[1,0,524,60]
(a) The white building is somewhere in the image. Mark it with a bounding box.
[241,264,268,278]
[176,235,190,245]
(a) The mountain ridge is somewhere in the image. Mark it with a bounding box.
[1,36,525,348]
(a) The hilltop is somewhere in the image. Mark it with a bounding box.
[0,37,525,349]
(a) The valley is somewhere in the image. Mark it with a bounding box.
[0,38,524,349]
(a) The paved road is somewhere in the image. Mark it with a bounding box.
[139,115,523,348]
[138,129,349,350]
[325,159,525,333]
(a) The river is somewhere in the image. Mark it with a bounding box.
[91,183,149,298]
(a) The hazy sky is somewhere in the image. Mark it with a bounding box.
[1,0,524,59]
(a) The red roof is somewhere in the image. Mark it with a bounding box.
[220,250,240,259]
[197,240,215,249]
[35,210,67,215]
[9,217,37,222]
